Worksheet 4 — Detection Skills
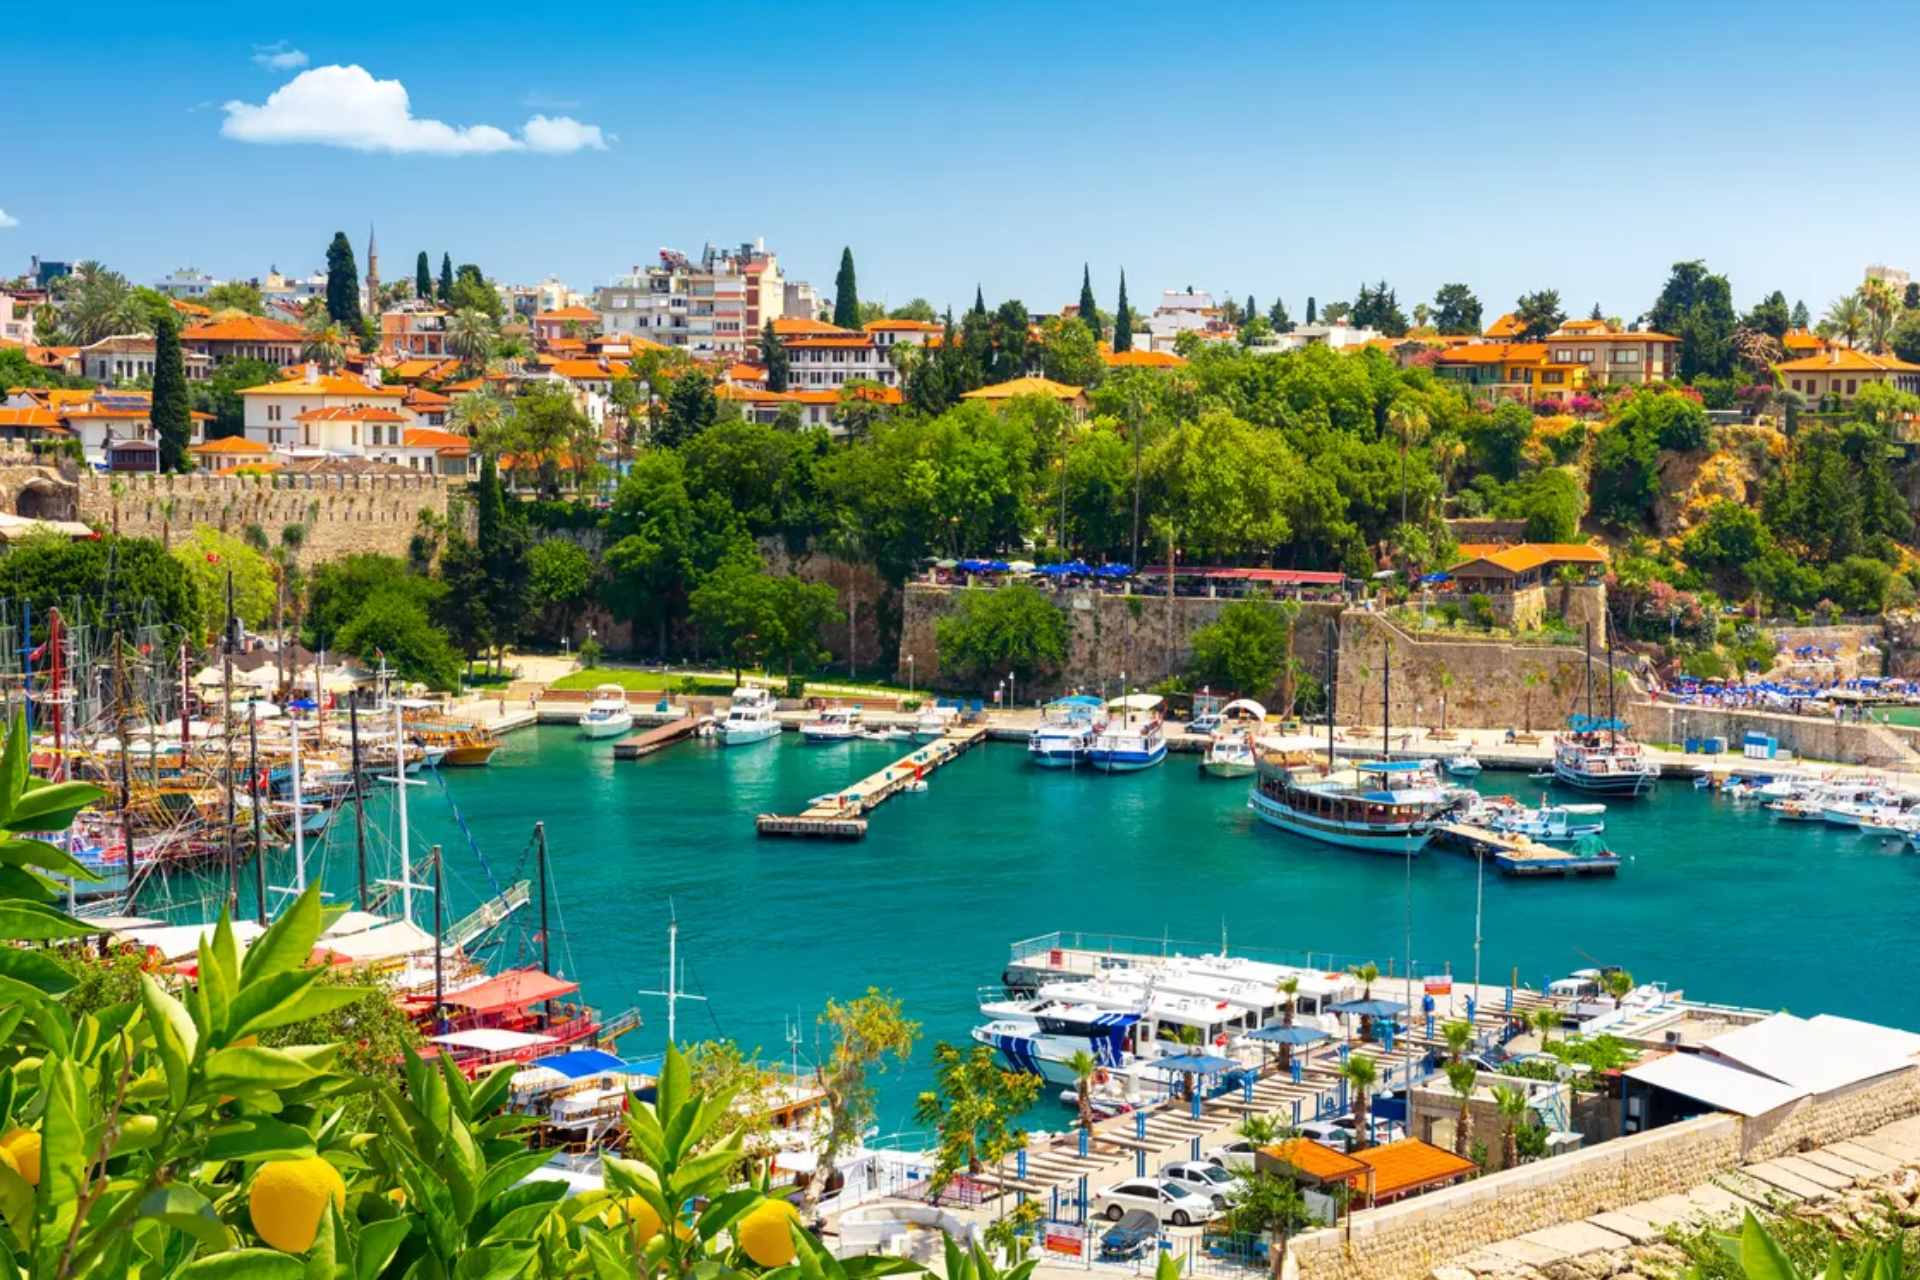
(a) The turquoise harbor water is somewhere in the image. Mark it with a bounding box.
[238,729,1917,1136]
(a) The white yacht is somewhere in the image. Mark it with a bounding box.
[578,686,635,740]
[1443,753,1482,778]
[971,995,1141,1084]
[1464,795,1606,842]
[1028,695,1105,768]
[713,687,781,746]
[1200,699,1265,779]
[913,703,961,741]
[800,706,861,743]
[1087,694,1167,773]
[1251,755,1456,855]
[1552,719,1658,796]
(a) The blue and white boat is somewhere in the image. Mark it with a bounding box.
[1028,695,1107,768]
[1087,695,1167,773]
[972,993,1141,1084]
[1250,757,1455,855]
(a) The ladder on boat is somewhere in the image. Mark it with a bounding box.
[449,880,531,950]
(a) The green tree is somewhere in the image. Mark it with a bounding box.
[0,533,200,646]
[1113,271,1133,352]
[1305,296,1317,324]
[1267,297,1292,334]
[989,299,1032,380]
[1432,283,1483,335]
[438,251,454,302]
[150,307,192,472]
[173,526,276,641]
[1189,597,1296,697]
[1514,289,1565,341]
[811,989,920,1211]
[1647,260,1737,380]
[1039,314,1104,388]
[435,531,495,663]
[759,319,791,392]
[527,537,595,638]
[203,281,265,314]
[1492,1083,1530,1168]
[688,558,777,681]
[1682,501,1772,593]
[446,307,496,377]
[764,572,840,681]
[194,356,282,440]
[1338,1053,1379,1150]
[1496,468,1583,542]
[1078,265,1100,339]
[1226,1172,1314,1277]
[415,250,433,300]
[934,583,1069,689]
[339,580,464,687]
[324,230,363,332]
[1742,290,1791,340]
[450,263,502,322]
[300,312,347,370]
[913,1043,1041,1192]
[1444,1061,1477,1157]
[657,370,722,449]
[833,247,860,330]
[62,263,146,345]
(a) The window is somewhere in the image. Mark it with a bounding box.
[1542,370,1565,385]
[1612,349,1641,365]
[1577,349,1593,362]
[1847,379,1857,395]
[351,425,359,446]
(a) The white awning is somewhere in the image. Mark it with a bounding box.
[1624,1052,1805,1117]
[1704,1012,1920,1095]
[1108,694,1163,710]
[122,919,268,962]
[318,910,388,940]
[314,920,435,963]
[430,1028,557,1052]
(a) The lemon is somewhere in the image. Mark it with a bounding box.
[738,1199,802,1267]
[0,1146,17,1179]
[249,1157,345,1253]
[115,1115,162,1154]
[0,1131,40,1187]
[601,1194,664,1242]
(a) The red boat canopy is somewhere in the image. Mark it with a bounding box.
[442,969,578,1013]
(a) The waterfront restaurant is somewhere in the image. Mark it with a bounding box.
[1257,1136,1477,1209]
[1444,542,1608,595]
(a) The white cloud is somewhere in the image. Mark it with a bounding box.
[251,41,309,71]
[0,210,17,229]
[220,65,610,156]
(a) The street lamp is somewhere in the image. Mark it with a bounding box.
[906,654,915,697]
[1007,671,1016,711]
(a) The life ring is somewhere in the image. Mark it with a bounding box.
[1214,1033,1229,1047]
[1093,1068,1110,1087]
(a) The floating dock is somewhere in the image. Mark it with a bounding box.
[1430,822,1621,877]
[755,726,988,839]
[612,716,705,760]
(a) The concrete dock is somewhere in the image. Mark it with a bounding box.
[1430,821,1621,877]
[756,725,989,839]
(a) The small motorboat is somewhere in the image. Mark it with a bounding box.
[578,686,636,740]
[800,707,861,743]
[1444,754,1482,778]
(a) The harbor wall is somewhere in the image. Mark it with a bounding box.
[1290,1067,1920,1280]
[1624,701,1920,768]
[1334,614,1607,733]
[74,472,453,566]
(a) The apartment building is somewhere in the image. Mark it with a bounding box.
[595,241,819,359]
[1542,318,1679,385]
[773,319,898,389]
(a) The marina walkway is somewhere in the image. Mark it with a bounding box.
[756,726,989,839]
[612,715,704,760]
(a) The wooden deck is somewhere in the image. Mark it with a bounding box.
[1432,822,1620,877]
[755,725,988,839]
[612,716,704,760]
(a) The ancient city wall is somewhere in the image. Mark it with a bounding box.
[75,472,453,565]
[1624,701,1920,767]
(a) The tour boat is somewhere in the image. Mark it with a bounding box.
[1443,754,1483,778]
[1028,695,1105,768]
[800,706,861,743]
[408,722,500,767]
[972,994,1141,1084]
[913,704,960,741]
[1087,694,1167,773]
[577,686,635,740]
[1199,699,1266,779]
[1552,628,1655,797]
[1250,756,1454,854]
[713,687,780,746]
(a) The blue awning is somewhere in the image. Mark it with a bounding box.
[528,1049,639,1079]
[1149,1053,1237,1075]
[1328,999,1408,1017]
[1245,1026,1330,1046]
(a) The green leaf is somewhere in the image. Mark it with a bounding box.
[476,1147,565,1207]
[0,864,59,903]
[0,900,96,941]
[223,969,363,1044]
[8,779,106,831]
[0,946,75,995]
[0,709,27,828]
[357,1218,413,1280]
[0,1157,30,1251]
[1739,1211,1804,1280]
[38,1057,86,1211]
[205,1117,318,1162]
[452,1243,536,1280]
[442,1116,482,1226]
[242,882,327,985]
[201,1044,329,1094]
[584,1231,631,1280]
[175,1248,306,1279]
[140,973,197,1110]
[0,836,101,881]
[305,1201,339,1280]
[137,1183,234,1250]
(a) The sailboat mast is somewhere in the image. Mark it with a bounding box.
[1606,625,1618,748]
[290,720,305,893]
[249,711,265,926]
[1584,622,1593,724]
[222,572,237,915]
[114,637,135,916]
[178,641,188,757]
[432,844,444,1034]
[535,821,550,977]
[349,701,368,905]
[1382,642,1391,758]
[393,700,411,927]
[1324,620,1336,772]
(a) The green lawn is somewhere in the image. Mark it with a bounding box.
[547,669,738,695]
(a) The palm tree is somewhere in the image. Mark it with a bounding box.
[157,498,177,550]
[63,266,145,346]
[1338,1054,1378,1151]
[1491,1084,1529,1169]
[1602,969,1634,1009]
[1433,434,1466,508]
[1171,1025,1204,1101]
[1347,962,1380,1039]
[1442,1019,1474,1064]
[446,307,497,377]
[1444,1060,1477,1159]
[1521,665,1543,732]
[300,315,346,370]
[1530,1006,1559,1048]
[1387,400,1429,527]
[1859,278,1900,353]
[1823,293,1866,349]
[1237,1113,1283,1148]
[1065,1049,1099,1134]
[451,387,510,453]
[1275,976,1302,1070]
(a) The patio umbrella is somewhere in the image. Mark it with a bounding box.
[1093,564,1133,577]
[1245,1026,1331,1047]
[1328,998,1407,1018]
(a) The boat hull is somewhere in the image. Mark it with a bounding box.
[1202,759,1255,779]
[714,722,779,746]
[580,715,634,740]
[1029,747,1083,768]
[1249,790,1432,854]
[1550,761,1654,795]
[1087,744,1167,773]
[800,729,858,743]
[440,744,499,767]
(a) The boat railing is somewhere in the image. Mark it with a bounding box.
[1007,931,1451,980]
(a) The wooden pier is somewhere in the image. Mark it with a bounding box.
[1431,822,1621,877]
[612,716,704,760]
[755,725,988,839]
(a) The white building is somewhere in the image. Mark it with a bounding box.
[238,365,413,453]
[596,241,811,359]
[1253,323,1384,353]
[774,320,899,390]
[260,270,327,308]
[154,268,222,299]
[0,295,31,346]
[1146,289,1222,352]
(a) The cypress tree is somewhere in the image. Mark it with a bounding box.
[972,286,986,317]
[1113,272,1132,353]
[151,308,191,473]
[832,248,860,330]
[416,251,432,300]
[1246,296,1256,326]
[1306,296,1317,324]
[1078,265,1100,339]
[324,231,363,331]
[760,320,790,393]
[476,452,503,564]
[438,253,454,304]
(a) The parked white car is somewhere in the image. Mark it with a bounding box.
[1157,1160,1241,1208]
[1297,1116,1405,1150]
[1091,1179,1220,1228]
[1203,1138,1260,1172]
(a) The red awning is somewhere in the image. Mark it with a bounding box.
[442,969,578,1013]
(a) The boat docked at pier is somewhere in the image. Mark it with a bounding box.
[1199,699,1266,779]
[800,706,861,743]
[1028,695,1106,768]
[1251,755,1455,854]
[1461,795,1606,842]
[972,993,1141,1083]
[578,686,635,740]
[1087,694,1167,773]
[1551,718,1657,796]
[713,686,780,746]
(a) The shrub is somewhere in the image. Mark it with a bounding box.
[1467,593,1495,627]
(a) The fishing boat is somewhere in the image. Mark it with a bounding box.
[1551,627,1655,796]
[407,717,501,767]
[1028,694,1105,768]
[1443,753,1483,778]
[913,703,961,741]
[578,686,635,740]
[799,706,861,743]
[712,686,780,746]
[1087,694,1167,773]
[1463,795,1606,842]
[1199,699,1266,779]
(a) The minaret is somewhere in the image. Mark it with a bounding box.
[365,224,380,306]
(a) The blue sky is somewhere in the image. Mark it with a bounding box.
[6,0,1918,323]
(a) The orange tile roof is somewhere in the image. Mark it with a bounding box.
[1454,542,1607,575]
[0,408,64,430]
[403,427,469,451]
[535,306,599,321]
[1776,347,1920,374]
[193,436,272,455]
[771,317,854,338]
[169,299,212,317]
[405,388,453,409]
[1484,313,1526,339]
[1102,349,1187,368]
[724,363,767,383]
[863,318,944,332]
[183,316,304,343]
[391,358,457,380]
[783,337,877,350]
[292,405,410,423]
[546,358,632,380]
[961,376,1086,401]
[1262,1139,1369,1182]
[1548,327,1679,345]
[1351,1140,1477,1198]
[1437,342,1546,366]
[241,373,407,398]
[1781,329,1831,353]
